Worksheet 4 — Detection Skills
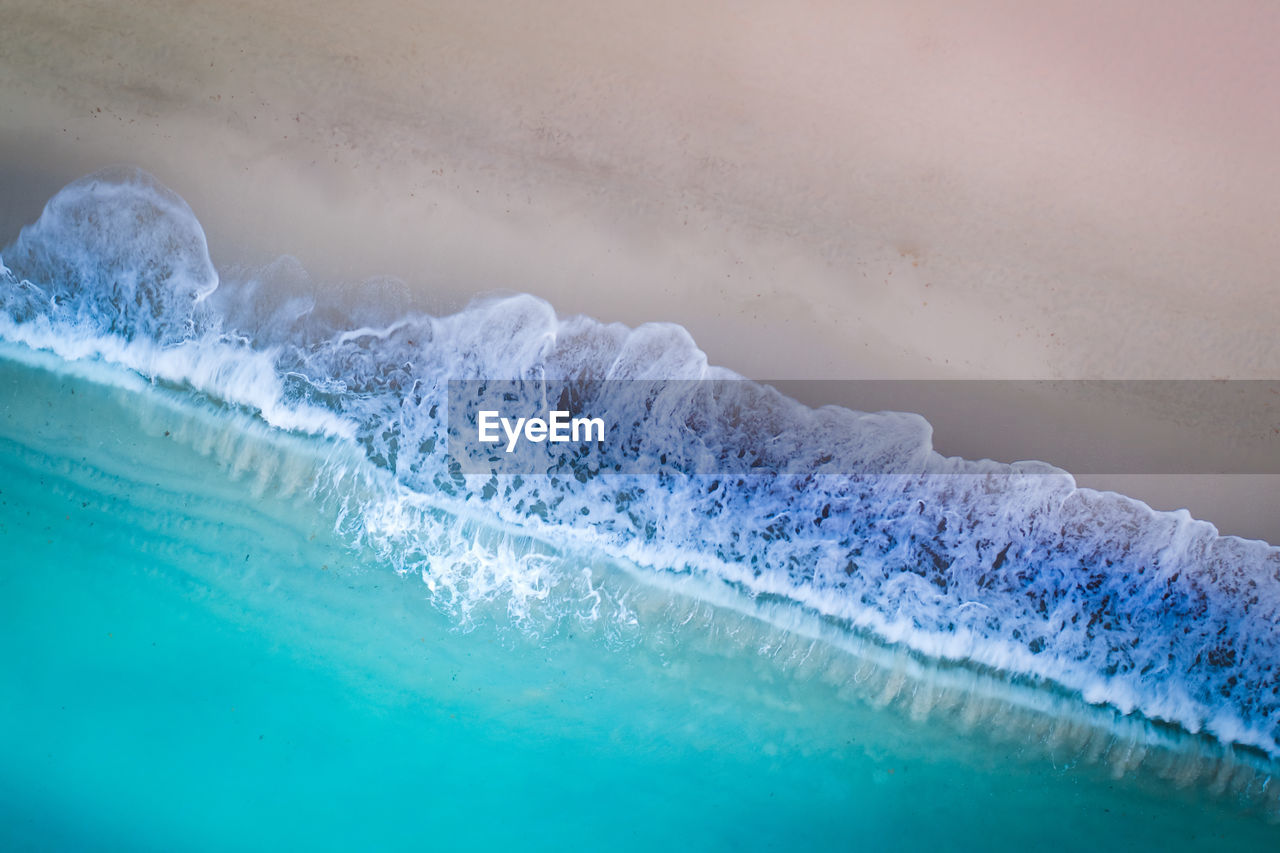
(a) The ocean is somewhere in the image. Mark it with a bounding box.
[0,168,1276,849]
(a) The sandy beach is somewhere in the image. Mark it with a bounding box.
[2,0,1277,538]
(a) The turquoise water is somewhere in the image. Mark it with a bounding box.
[1,345,1276,849]
[2,168,1279,849]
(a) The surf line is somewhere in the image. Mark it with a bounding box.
[478,410,605,453]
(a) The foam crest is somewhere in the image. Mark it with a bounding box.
[2,167,217,343]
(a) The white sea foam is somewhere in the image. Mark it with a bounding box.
[2,167,1279,760]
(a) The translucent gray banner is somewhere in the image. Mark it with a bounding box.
[447,379,1280,476]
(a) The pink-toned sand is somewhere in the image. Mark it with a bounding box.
[2,0,1277,538]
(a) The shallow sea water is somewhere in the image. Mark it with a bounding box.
[1,346,1276,850]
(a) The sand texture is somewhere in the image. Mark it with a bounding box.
[1,0,1277,538]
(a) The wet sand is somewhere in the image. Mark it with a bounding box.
[1,0,1277,539]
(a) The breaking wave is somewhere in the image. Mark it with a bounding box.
[2,167,1278,766]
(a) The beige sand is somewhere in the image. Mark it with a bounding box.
[1,0,1277,538]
